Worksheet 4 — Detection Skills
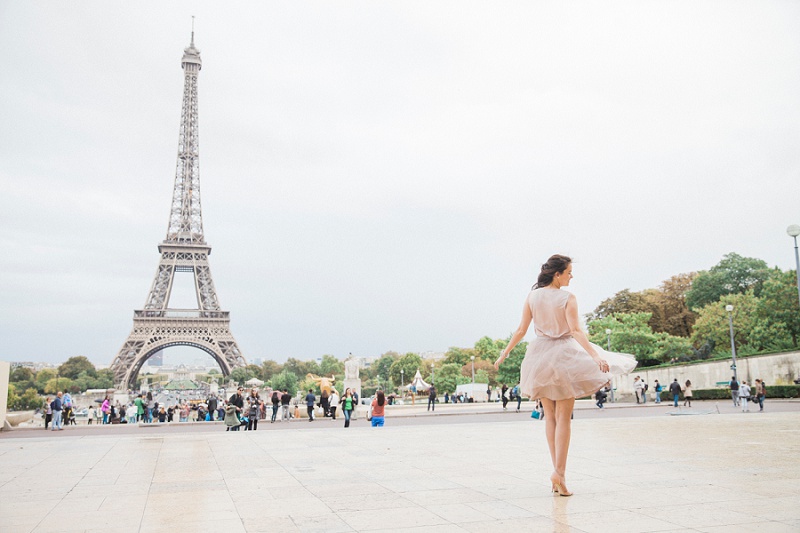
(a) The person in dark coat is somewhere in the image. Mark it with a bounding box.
[207,394,218,421]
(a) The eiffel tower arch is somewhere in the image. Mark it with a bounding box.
[110,31,246,389]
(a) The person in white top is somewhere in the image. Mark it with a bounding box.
[738,381,751,412]
[329,391,340,420]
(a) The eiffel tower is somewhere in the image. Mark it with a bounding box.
[110,31,246,389]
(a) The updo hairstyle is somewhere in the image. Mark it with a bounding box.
[533,254,572,289]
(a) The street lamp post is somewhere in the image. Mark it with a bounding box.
[787,225,800,310]
[431,364,435,385]
[605,329,615,403]
[726,305,738,382]
[401,369,404,390]
[470,355,475,384]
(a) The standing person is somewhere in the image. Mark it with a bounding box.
[493,255,636,496]
[428,385,437,412]
[157,406,167,423]
[739,380,751,412]
[341,388,355,428]
[514,383,523,412]
[179,403,189,422]
[134,394,144,422]
[167,405,174,423]
[486,386,492,402]
[270,391,280,423]
[633,376,644,404]
[227,387,245,431]
[305,389,316,422]
[641,379,648,403]
[653,380,662,404]
[101,396,110,424]
[320,390,330,418]
[683,380,693,407]
[729,377,740,407]
[246,388,261,431]
[755,379,765,412]
[43,397,52,430]
[207,394,218,421]
[329,390,339,420]
[351,390,359,420]
[144,392,153,423]
[501,384,509,410]
[50,392,63,431]
[669,379,681,407]
[127,403,137,424]
[280,389,291,421]
[370,390,386,427]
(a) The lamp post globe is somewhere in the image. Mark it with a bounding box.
[725,304,738,381]
[787,225,800,310]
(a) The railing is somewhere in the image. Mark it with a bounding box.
[134,310,229,319]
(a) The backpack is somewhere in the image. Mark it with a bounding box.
[644,383,648,391]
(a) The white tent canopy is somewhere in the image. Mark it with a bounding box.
[406,369,430,392]
[244,377,264,386]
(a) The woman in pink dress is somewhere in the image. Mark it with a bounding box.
[494,254,636,496]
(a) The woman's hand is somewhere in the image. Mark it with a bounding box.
[593,356,610,373]
[494,352,507,370]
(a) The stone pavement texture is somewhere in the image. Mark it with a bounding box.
[1,411,798,533]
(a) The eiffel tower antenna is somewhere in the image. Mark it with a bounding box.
[110,32,246,389]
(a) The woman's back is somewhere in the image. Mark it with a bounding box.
[529,289,571,338]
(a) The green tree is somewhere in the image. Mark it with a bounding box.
[389,353,423,387]
[58,356,96,380]
[10,387,42,411]
[229,367,254,385]
[260,360,282,381]
[35,369,57,391]
[587,313,661,360]
[442,347,476,367]
[269,370,299,395]
[245,364,263,381]
[461,358,498,385]
[44,377,74,394]
[757,269,800,348]
[319,355,344,377]
[374,352,399,383]
[475,369,490,385]
[496,339,528,386]
[690,292,768,355]
[435,363,470,394]
[474,336,500,361]
[10,367,34,383]
[588,289,656,321]
[93,368,115,390]
[686,253,772,311]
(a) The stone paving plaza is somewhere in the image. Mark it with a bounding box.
[1,409,798,533]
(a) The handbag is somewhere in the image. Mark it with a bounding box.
[531,410,541,419]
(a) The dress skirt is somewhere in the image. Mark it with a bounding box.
[519,336,637,401]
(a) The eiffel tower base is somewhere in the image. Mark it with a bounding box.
[111,313,245,390]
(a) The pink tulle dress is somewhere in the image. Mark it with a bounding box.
[518,288,637,401]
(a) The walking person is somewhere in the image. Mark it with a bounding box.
[669,379,681,407]
[682,380,693,407]
[634,376,644,404]
[270,391,280,423]
[351,390,359,420]
[653,380,662,404]
[514,383,522,412]
[501,384,509,410]
[739,380,751,412]
[246,388,261,430]
[280,389,291,421]
[144,392,154,423]
[729,376,740,407]
[305,389,316,422]
[227,387,245,431]
[341,388,355,428]
[320,390,330,418]
[755,379,765,412]
[50,392,64,431]
[101,396,111,424]
[329,390,339,420]
[494,255,636,496]
[43,397,52,430]
[428,384,437,412]
[370,390,387,427]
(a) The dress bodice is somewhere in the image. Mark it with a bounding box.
[528,288,572,338]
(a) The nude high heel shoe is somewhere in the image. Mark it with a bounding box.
[550,473,573,497]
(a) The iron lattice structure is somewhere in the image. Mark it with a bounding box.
[110,34,246,389]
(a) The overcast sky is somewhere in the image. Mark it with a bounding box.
[1,2,799,367]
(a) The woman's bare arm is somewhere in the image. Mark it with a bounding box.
[494,299,532,370]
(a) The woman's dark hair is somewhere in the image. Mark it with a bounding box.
[533,254,572,289]
[377,390,385,406]
[686,380,692,386]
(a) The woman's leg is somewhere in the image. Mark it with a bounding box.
[553,398,575,478]
[344,409,351,428]
[540,399,557,472]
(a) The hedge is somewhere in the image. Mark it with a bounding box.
[655,385,800,401]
